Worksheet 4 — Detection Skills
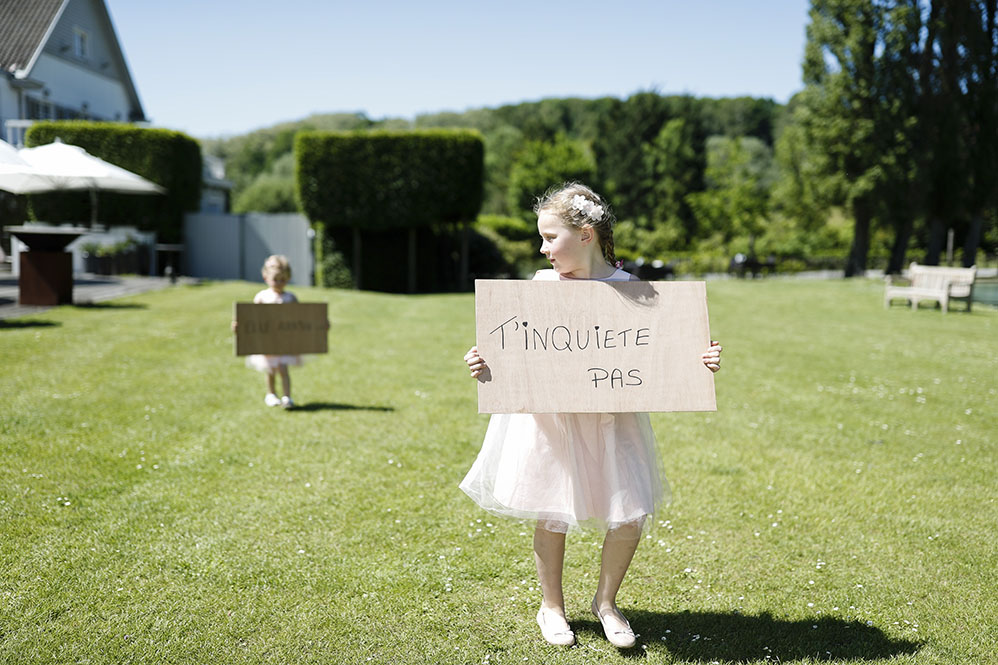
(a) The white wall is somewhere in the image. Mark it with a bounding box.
[29,53,132,122]
[200,188,227,214]
[184,213,313,286]
[0,79,19,137]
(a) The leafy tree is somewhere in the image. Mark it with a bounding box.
[686,136,777,250]
[481,125,526,216]
[771,94,831,234]
[592,93,677,221]
[232,174,297,213]
[918,0,973,265]
[506,135,596,218]
[641,118,704,247]
[955,0,998,265]
[794,0,998,274]
[231,152,298,213]
[798,0,889,276]
[699,96,781,144]
[871,0,923,272]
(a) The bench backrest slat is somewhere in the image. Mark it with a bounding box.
[906,263,976,297]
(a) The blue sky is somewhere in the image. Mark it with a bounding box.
[105,0,811,138]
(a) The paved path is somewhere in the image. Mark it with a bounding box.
[0,273,195,320]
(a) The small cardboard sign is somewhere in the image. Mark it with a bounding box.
[475,280,715,414]
[234,302,328,356]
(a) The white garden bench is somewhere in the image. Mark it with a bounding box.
[884,262,977,313]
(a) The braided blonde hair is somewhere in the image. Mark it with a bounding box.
[533,182,618,266]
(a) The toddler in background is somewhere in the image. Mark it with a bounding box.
[243,254,302,409]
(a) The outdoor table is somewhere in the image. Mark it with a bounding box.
[5,225,89,305]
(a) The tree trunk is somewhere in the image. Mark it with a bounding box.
[962,213,984,267]
[408,227,417,294]
[887,214,914,274]
[845,197,872,277]
[460,223,469,291]
[924,217,946,265]
[352,226,362,290]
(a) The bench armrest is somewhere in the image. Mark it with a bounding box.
[947,279,974,297]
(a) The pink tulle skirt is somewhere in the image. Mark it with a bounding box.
[245,354,303,372]
[459,412,669,533]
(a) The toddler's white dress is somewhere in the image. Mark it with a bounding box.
[459,268,669,533]
[245,288,304,372]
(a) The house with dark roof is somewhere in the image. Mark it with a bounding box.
[0,0,146,146]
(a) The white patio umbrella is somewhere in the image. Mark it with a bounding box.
[1,139,167,224]
[16,140,166,224]
[0,138,56,194]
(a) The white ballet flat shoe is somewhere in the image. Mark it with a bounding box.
[536,608,575,646]
[591,599,636,649]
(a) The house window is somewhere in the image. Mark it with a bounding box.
[26,96,53,120]
[54,104,84,120]
[73,27,89,59]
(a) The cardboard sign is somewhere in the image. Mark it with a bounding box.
[234,302,328,356]
[475,280,715,414]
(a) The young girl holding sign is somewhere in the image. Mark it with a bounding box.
[244,254,302,409]
[461,183,722,649]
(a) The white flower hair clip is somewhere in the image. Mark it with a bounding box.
[571,194,604,222]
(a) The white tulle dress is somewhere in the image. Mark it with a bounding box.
[244,288,304,372]
[459,268,669,533]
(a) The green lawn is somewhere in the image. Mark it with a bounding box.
[1,278,995,664]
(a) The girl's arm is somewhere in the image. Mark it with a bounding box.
[702,340,722,373]
[464,345,487,378]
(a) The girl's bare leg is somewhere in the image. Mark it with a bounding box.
[593,522,642,646]
[534,525,567,615]
[533,524,574,644]
[278,365,291,398]
[265,370,277,395]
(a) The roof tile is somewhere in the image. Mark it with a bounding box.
[0,0,65,74]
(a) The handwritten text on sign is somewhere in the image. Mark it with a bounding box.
[475,280,715,414]
[234,302,328,356]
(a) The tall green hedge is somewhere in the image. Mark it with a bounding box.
[295,130,484,230]
[296,130,484,291]
[25,121,202,242]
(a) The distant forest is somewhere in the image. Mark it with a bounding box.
[202,95,842,274]
[203,94,994,279]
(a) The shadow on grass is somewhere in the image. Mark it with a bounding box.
[0,318,61,329]
[572,610,920,662]
[73,302,148,310]
[291,402,395,413]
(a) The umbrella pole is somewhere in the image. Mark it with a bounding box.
[90,188,97,225]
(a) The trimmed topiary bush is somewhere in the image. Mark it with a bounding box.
[296,129,484,291]
[25,121,202,243]
[296,129,483,230]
